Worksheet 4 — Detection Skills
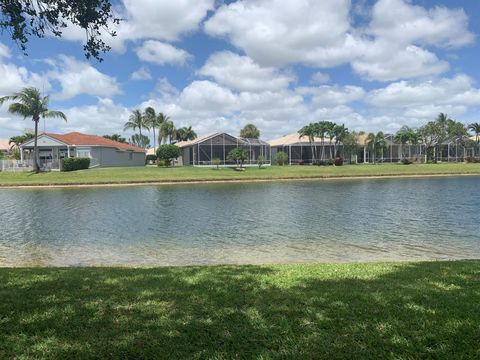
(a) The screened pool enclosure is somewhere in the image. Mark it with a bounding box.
[177,132,271,166]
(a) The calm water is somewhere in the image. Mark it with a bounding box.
[1,177,479,266]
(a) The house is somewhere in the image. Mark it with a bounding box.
[176,132,271,166]
[269,133,339,164]
[20,132,146,170]
[0,139,9,156]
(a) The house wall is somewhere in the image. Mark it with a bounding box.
[90,147,145,167]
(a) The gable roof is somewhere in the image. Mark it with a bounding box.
[176,132,222,148]
[22,132,145,152]
[269,133,326,146]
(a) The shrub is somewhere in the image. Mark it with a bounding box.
[157,159,166,167]
[212,158,221,169]
[257,155,266,168]
[401,158,413,165]
[61,157,90,172]
[146,154,157,164]
[227,147,248,168]
[465,156,480,163]
[275,151,288,166]
[156,144,181,167]
[334,156,344,166]
[297,160,305,165]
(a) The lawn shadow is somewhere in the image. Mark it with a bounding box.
[0,261,479,359]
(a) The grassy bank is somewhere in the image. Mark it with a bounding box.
[1,163,480,186]
[1,261,479,359]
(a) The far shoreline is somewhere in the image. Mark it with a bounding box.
[1,171,479,189]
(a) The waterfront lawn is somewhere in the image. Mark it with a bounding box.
[1,162,480,186]
[1,261,479,359]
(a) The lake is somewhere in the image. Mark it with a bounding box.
[1,177,479,266]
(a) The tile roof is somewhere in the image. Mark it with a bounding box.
[0,139,10,151]
[44,132,145,152]
[268,133,326,146]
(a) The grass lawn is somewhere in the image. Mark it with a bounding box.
[1,261,479,359]
[1,163,480,186]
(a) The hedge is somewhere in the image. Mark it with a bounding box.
[61,157,91,172]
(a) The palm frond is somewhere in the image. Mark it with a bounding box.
[43,110,67,121]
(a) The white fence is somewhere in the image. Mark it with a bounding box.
[0,160,34,172]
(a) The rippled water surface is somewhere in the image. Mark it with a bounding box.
[1,177,479,266]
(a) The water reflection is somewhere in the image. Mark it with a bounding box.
[1,177,479,266]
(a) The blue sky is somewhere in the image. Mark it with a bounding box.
[1,0,480,142]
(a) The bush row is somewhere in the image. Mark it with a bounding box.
[61,157,90,172]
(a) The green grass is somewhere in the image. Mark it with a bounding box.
[1,163,480,186]
[1,261,479,359]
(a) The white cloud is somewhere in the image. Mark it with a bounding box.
[198,51,294,92]
[351,44,449,81]
[205,0,354,67]
[367,75,480,109]
[297,85,366,107]
[131,67,152,81]
[136,40,192,66]
[205,0,474,82]
[369,0,475,49]
[58,0,214,52]
[0,43,10,58]
[310,72,330,84]
[47,55,122,100]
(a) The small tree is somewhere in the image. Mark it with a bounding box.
[275,151,288,165]
[227,147,248,168]
[156,144,181,167]
[257,155,266,168]
[212,158,221,169]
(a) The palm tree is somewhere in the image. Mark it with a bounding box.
[9,131,35,150]
[325,121,336,159]
[0,87,67,173]
[394,126,414,158]
[124,109,149,136]
[240,124,260,139]
[468,122,480,143]
[143,107,162,150]
[156,112,170,144]
[103,134,126,143]
[159,120,176,144]
[176,126,197,142]
[316,121,331,160]
[298,123,317,163]
[367,132,387,164]
[333,124,348,157]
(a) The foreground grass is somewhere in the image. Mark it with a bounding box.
[1,163,480,186]
[0,261,479,359]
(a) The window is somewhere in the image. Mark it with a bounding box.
[77,149,91,158]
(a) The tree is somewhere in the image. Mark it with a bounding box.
[257,155,266,168]
[240,124,260,139]
[316,121,331,160]
[176,126,197,142]
[419,113,451,162]
[124,109,148,137]
[0,0,120,61]
[103,134,126,143]
[9,131,35,150]
[156,144,180,166]
[325,121,336,159]
[143,107,162,150]
[156,113,169,144]
[333,124,347,157]
[129,134,150,149]
[275,151,288,166]
[367,132,388,164]
[394,126,416,158]
[159,120,176,144]
[341,131,360,162]
[0,87,66,172]
[298,123,317,163]
[468,123,480,144]
[227,147,248,168]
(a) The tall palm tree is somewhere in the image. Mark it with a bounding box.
[156,112,170,145]
[316,121,331,160]
[468,122,480,143]
[333,124,348,157]
[124,109,148,136]
[299,123,317,163]
[159,120,176,144]
[394,126,415,158]
[367,132,387,164]
[176,126,197,142]
[143,107,163,150]
[0,87,67,173]
[325,121,336,159]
